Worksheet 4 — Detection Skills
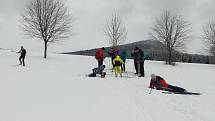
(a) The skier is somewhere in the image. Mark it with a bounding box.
[149,74,187,93]
[108,47,120,68]
[88,65,106,78]
[131,47,145,77]
[95,47,105,67]
[119,51,128,72]
[17,46,26,66]
[113,55,124,77]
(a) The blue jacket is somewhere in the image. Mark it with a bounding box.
[120,51,128,62]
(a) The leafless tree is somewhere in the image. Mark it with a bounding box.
[104,13,127,48]
[151,10,191,65]
[21,0,73,58]
[203,19,215,57]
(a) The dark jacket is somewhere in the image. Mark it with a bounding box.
[18,48,26,57]
[131,48,144,63]
[108,48,120,59]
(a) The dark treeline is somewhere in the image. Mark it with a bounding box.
[149,51,215,64]
[63,40,215,65]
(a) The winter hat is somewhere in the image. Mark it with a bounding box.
[135,46,139,50]
[151,74,156,79]
[102,47,105,50]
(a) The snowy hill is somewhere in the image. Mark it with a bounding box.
[0,50,215,121]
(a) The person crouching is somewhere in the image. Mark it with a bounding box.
[89,65,106,78]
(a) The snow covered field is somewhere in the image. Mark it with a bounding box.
[0,50,215,121]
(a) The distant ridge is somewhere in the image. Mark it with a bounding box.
[63,40,164,58]
[63,40,214,64]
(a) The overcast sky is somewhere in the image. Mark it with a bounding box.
[0,0,214,54]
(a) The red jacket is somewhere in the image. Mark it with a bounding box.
[160,79,168,88]
[149,76,169,89]
[95,48,105,60]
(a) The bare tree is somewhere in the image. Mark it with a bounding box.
[21,0,73,58]
[151,10,191,65]
[104,13,127,48]
[203,19,215,57]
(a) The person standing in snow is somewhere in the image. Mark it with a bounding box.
[131,47,145,77]
[119,50,128,72]
[17,46,26,66]
[95,47,105,67]
[108,47,120,68]
[149,74,186,93]
[113,55,124,77]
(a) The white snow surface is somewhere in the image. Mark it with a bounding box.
[0,50,215,121]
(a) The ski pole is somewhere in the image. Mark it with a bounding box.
[11,49,16,53]
[125,71,129,78]
[0,48,16,52]
[149,88,153,94]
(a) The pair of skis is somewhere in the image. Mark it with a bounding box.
[149,88,201,95]
[162,91,201,95]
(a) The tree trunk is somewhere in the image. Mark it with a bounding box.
[169,50,172,64]
[44,41,48,58]
[167,48,172,65]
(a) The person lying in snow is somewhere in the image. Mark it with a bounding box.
[88,65,106,78]
[149,74,187,93]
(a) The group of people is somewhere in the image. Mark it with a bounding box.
[90,46,145,78]
[15,46,188,94]
[15,45,187,93]
[89,46,188,93]
[108,47,128,77]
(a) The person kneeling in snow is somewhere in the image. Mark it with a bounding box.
[149,74,186,93]
[88,65,106,78]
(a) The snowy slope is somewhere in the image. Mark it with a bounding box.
[0,50,215,121]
